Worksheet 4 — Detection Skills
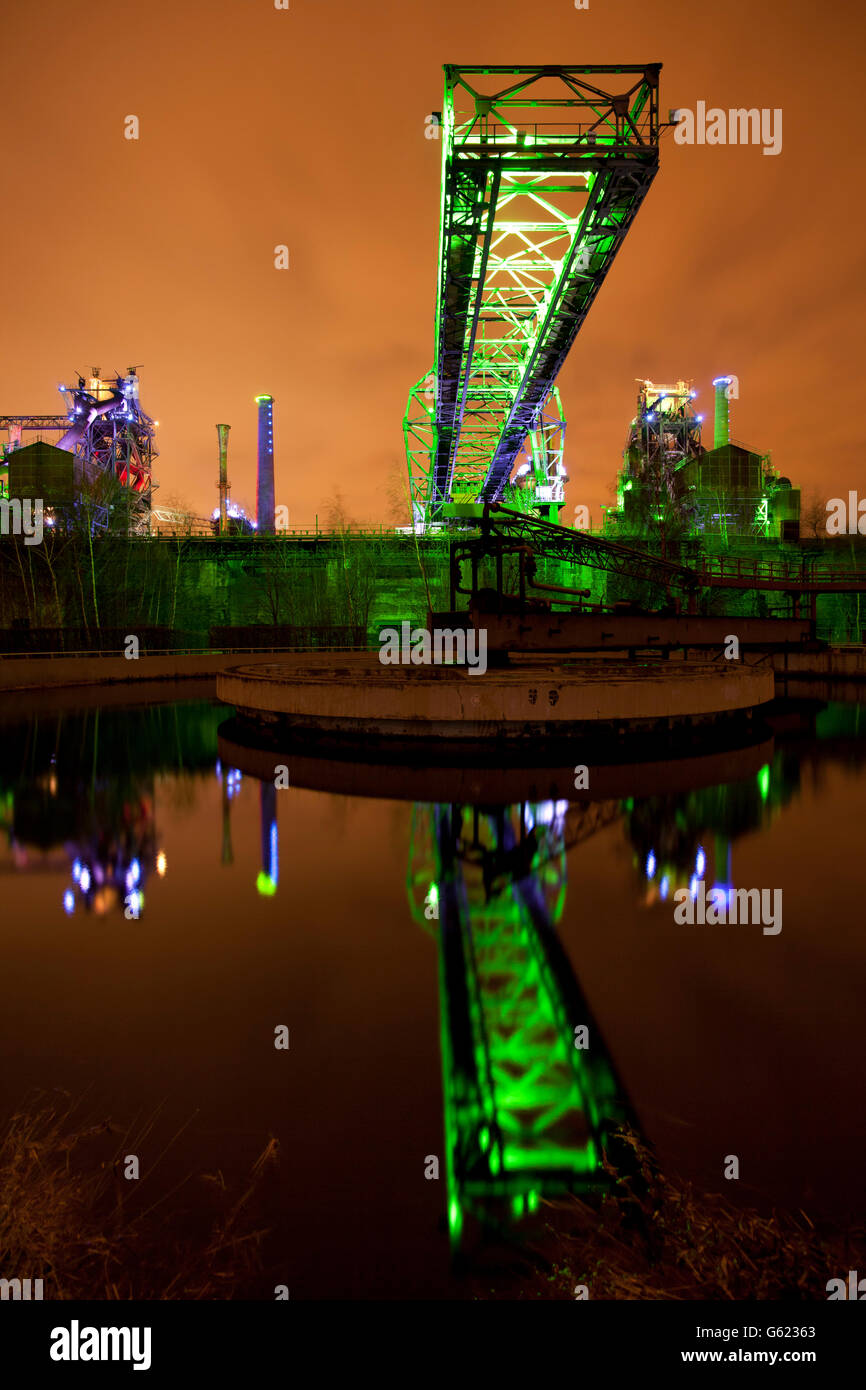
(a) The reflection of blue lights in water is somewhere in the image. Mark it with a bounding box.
[130,858,141,885]
[72,859,81,882]
[528,799,569,833]
[269,821,278,886]
[80,866,91,893]
[689,874,699,899]
[695,845,706,878]
[63,890,75,914]
[659,875,670,900]
[646,850,656,879]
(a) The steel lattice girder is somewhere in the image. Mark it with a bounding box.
[405,378,568,527]
[462,503,701,594]
[432,803,630,1243]
[404,371,438,528]
[74,409,156,501]
[0,415,68,430]
[421,64,661,515]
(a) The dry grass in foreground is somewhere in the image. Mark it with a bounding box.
[475,1130,865,1300]
[0,1095,278,1299]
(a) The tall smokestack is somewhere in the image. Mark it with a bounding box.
[216,423,231,534]
[255,395,275,533]
[712,377,733,449]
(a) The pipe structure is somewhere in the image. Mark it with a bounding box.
[216,423,231,534]
[712,376,733,449]
[255,395,275,533]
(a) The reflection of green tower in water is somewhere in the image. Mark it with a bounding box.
[409,800,633,1248]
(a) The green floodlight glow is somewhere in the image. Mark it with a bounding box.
[428,802,627,1247]
[758,764,771,802]
[256,871,277,897]
[448,1198,462,1241]
[503,1141,599,1173]
[405,64,661,523]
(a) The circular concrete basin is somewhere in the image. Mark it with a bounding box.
[217,653,774,742]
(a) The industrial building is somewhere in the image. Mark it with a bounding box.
[2,439,99,513]
[605,376,801,544]
[0,369,157,530]
[1,369,279,540]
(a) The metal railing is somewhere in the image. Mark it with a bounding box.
[0,644,370,661]
[455,122,656,149]
[696,555,866,585]
[144,524,409,541]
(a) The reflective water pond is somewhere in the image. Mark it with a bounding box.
[0,690,863,1298]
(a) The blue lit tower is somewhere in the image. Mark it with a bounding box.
[255,394,275,533]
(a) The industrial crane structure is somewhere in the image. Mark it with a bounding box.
[405,63,662,531]
[57,369,157,513]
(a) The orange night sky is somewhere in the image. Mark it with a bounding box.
[2,0,864,527]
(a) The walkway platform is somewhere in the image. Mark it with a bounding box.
[216,652,774,746]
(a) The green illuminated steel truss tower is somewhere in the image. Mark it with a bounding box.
[405,63,662,529]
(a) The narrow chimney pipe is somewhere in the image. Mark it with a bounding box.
[712,377,733,450]
[255,395,275,534]
[216,423,231,534]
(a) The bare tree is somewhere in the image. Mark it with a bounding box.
[379,459,412,527]
[800,489,827,539]
[260,542,299,625]
[324,490,353,533]
[154,491,197,537]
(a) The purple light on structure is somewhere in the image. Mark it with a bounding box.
[255,395,275,534]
